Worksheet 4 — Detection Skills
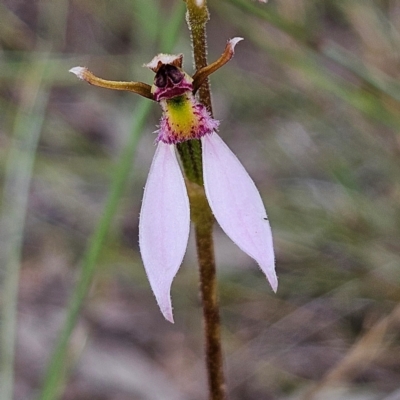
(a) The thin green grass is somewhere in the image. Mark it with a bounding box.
[0,54,50,400]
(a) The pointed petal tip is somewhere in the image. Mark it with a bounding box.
[268,273,278,293]
[229,37,244,46]
[259,259,278,293]
[162,309,175,324]
[159,296,175,323]
[155,290,175,323]
[69,66,86,80]
[228,37,244,53]
[257,259,277,292]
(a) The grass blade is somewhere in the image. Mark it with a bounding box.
[0,57,49,400]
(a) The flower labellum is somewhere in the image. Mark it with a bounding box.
[70,38,277,322]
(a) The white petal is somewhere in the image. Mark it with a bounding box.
[139,142,190,322]
[69,66,87,80]
[202,133,277,291]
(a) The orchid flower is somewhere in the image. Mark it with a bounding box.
[70,38,277,322]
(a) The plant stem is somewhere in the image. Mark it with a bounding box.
[189,182,226,400]
[196,222,225,400]
[185,0,213,112]
[184,1,226,399]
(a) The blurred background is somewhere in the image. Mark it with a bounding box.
[1,0,400,399]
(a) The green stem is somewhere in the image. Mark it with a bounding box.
[184,1,226,399]
[177,140,203,185]
[185,0,212,112]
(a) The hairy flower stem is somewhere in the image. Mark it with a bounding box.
[196,224,225,400]
[189,181,226,400]
[177,140,203,185]
[185,0,212,112]
[183,1,227,399]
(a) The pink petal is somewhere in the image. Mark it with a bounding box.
[202,133,277,291]
[139,142,190,322]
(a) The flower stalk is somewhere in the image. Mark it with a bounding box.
[188,180,226,400]
[184,1,226,399]
[184,0,212,111]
